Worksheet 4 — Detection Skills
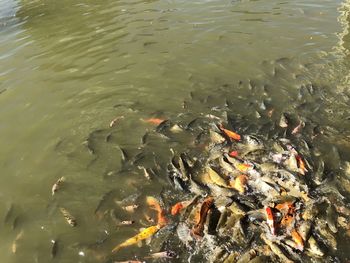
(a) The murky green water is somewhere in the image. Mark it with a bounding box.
[1,0,350,262]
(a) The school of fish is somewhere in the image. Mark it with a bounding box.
[85,111,350,262]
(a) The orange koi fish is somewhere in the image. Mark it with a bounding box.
[296,155,307,175]
[265,207,276,235]
[275,201,295,215]
[291,229,304,251]
[236,163,252,173]
[219,125,241,141]
[142,118,165,125]
[280,214,294,230]
[171,200,191,216]
[146,196,168,227]
[192,197,214,237]
[111,225,160,252]
[228,151,239,158]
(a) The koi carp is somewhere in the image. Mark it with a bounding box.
[228,151,239,157]
[219,125,241,141]
[192,197,214,237]
[265,207,276,235]
[146,196,168,227]
[111,225,160,252]
[142,118,165,125]
[171,200,191,216]
[296,155,307,175]
[291,229,304,251]
[236,163,253,173]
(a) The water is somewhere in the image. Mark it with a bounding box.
[0,0,350,262]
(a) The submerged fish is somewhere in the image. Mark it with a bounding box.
[142,118,166,125]
[111,225,160,252]
[51,176,65,196]
[59,207,76,227]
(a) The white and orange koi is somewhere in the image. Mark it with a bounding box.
[265,207,276,235]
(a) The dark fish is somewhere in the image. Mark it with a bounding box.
[51,239,58,258]
[192,197,214,237]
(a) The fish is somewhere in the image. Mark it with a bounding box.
[146,196,167,227]
[280,214,294,232]
[236,249,256,263]
[265,207,276,235]
[109,116,124,128]
[118,220,135,226]
[279,113,288,128]
[192,197,214,237]
[306,235,324,257]
[298,220,311,241]
[111,225,160,252]
[291,120,304,135]
[290,229,304,251]
[229,174,248,194]
[219,125,241,141]
[145,250,177,259]
[295,155,307,175]
[122,204,139,213]
[325,202,337,233]
[207,167,228,187]
[59,207,76,227]
[171,200,191,216]
[267,108,274,118]
[142,118,165,125]
[275,201,295,215]
[261,234,293,263]
[11,230,24,254]
[228,151,239,157]
[236,163,253,173]
[138,166,151,180]
[51,176,65,196]
[51,239,58,258]
[210,130,226,144]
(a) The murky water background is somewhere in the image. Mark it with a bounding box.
[1,0,350,262]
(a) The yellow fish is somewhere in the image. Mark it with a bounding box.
[112,225,160,253]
